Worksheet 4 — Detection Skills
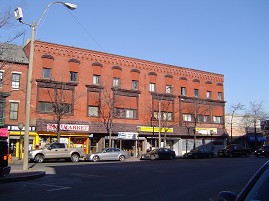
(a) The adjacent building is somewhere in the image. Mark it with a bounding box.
[2,40,226,157]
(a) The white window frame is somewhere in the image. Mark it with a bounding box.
[89,106,99,117]
[181,87,186,96]
[42,68,51,79]
[11,72,21,89]
[149,83,155,92]
[70,71,78,82]
[93,75,101,85]
[194,89,199,97]
[218,92,222,100]
[9,102,19,120]
[183,114,192,122]
[206,91,212,99]
[113,77,120,88]
[132,80,139,90]
[166,85,172,94]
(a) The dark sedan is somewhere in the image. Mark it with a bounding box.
[255,145,269,158]
[217,160,269,201]
[183,147,214,159]
[140,148,176,160]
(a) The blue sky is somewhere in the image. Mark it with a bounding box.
[1,0,269,114]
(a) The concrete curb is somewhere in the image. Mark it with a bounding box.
[0,170,46,183]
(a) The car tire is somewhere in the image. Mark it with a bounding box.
[119,155,125,161]
[93,156,100,162]
[150,155,156,160]
[71,153,79,162]
[34,154,44,163]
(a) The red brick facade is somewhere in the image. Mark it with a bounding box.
[18,40,225,154]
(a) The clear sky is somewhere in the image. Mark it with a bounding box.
[1,0,269,114]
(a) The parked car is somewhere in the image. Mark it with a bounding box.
[217,144,252,158]
[217,160,269,201]
[140,148,176,160]
[29,142,85,163]
[255,145,269,158]
[85,148,129,162]
[183,147,214,159]
[0,138,11,176]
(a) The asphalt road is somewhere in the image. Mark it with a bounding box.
[1,156,268,201]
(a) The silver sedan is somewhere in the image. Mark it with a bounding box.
[85,148,129,162]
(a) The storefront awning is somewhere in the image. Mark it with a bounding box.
[247,133,266,142]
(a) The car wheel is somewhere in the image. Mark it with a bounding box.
[228,153,233,158]
[34,154,44,163]
[71,153,79,162]
[119,155,125,161]
[150,155,156,160]
[169,155,173,160]
[93,156,100,162]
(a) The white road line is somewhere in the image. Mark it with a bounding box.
[42,184,72,192]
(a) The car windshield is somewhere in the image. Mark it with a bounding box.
[243,165,269,200]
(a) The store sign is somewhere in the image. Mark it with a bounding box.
[137,126,173,133]
[0,128,8,137]
[118,132,138,140]
[47,124,89,132]
[195,128,217,135]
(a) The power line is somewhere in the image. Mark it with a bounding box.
[68,10,107,52]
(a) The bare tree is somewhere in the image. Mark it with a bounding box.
[41,81,84,142]
[182,99,211,149]
[243,101,267,149]
[98,87,118,147]
[228,103,244,143]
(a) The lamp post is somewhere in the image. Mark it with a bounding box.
[14,2,77,170]
[18,122,23,160]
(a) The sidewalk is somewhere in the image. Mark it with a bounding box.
[0,158,45,183]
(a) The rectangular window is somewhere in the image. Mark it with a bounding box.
[0,71,3,87]
[197,114,203,122]
[194,89,199,97]
[113,77,120,88]
[166,85,172,94]
[12,73,20,89]
[70,72,78,82]
[203,115,210,123]
[149,83,155,92]
[42,68,51,79]
[132,80,139,90]
[93,75,101,85]
[115,108,137,119]
[213,116,223,124]
[218,92,222,100]
[181,87,186,96]
[183,114,192,122]
[89,106,99,117]
[206,91,212,99]
[38,102,53,113]
[9,102,19,120]
[163,112,173,121]
[0,103,4,126]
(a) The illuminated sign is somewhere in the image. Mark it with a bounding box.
[117,132,138,140]
[137,126,173,133]
[195,128,217,135]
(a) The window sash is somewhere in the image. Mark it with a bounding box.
[183,114,192,122]
[181,87,186,96]
[10,102,19,120]
[166,85,172,93]
[12,73,20,89]
[113,78,120,87]
[89,106,99,117]
[218,92,222,100]
[0,72,3,87]
[93,75,100,85]
[70,72,78,81]
[194,89,199,97]
[42,68,51,79]
[132,80,139,90]
[149,83,155,92]
[206,91,211,99]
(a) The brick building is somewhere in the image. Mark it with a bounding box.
[3,40,226,157]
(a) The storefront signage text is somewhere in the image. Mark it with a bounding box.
[195,128,217,135]
[47,124,90,132]
[118,132,138,140]
[0,128,8,137]
[137,126,173,133]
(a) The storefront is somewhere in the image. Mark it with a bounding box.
[8,125,38,158]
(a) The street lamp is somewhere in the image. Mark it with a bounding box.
[14,2,77,170]
[18,122,23,160]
